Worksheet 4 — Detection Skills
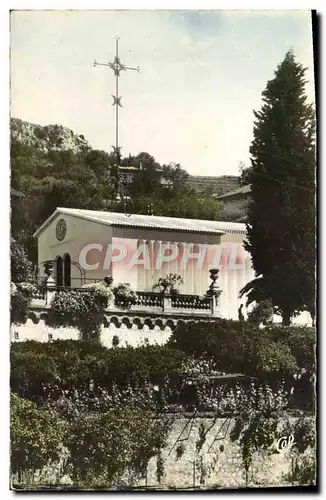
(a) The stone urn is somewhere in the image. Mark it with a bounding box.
[206,268,220,297]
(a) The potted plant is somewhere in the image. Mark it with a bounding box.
[113,283,137,310]
[153,273,184,296]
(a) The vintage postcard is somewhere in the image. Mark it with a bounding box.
[10,9,317,491]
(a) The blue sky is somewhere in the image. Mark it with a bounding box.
[10,10,315,176]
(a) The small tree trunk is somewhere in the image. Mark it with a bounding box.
[282,311,291,326]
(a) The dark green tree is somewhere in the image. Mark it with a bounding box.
[242,51,316,325]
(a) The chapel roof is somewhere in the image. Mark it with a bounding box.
[34,208,247,237]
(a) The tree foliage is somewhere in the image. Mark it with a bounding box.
[243,51,316,325]
[10,240,33,283]
[11,138,116,261]
[247,299,274,326]
[11,129,225,264]
[116,153,221,219]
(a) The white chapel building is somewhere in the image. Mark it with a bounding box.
[34,208,311,324]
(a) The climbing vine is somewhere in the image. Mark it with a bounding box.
[230,411,278,486]
[156,450,165,484]
[196,422,207,454]
[49,289,107,341]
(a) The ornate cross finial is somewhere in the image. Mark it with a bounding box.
[94,37,140,166]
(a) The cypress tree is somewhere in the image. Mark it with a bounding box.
[242,51,316,325]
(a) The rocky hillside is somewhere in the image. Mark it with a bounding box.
[11,118,91,154]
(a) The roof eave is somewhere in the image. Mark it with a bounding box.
[33,208,226,238]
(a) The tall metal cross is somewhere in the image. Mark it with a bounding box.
[94,37,140,165]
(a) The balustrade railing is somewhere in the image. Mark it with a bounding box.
[171,294,212,311]
[23,284,218,316]
[135,292,163,308]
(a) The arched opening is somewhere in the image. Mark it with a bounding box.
[55,256,63,286]
[63,253,71,287]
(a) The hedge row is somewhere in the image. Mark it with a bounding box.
[168,320,315,377]
[10,341,187,399]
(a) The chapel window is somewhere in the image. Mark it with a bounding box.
[55,256,63,286]
[63,253,71,287]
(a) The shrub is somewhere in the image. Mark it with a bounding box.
[64,406,170,486]
[168,319,298,376]
[10,393,63,478]
[10,282,39,325]
[113,283,137,310]
[247,299,273,326]
[19,282,38,298]
[11,292,29,324]
[49,289,106,341]
[34,126,47,140]
[266,325,316,374]
[10,341,187,402]
[11,290,30,325]
[10,340,299,414]
[10,240,33,284]
[82,282,113,307]
[10,393,170,487]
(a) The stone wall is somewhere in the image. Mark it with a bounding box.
[10,320,172,348]
[13,414,314,490]
[139,415,313,489]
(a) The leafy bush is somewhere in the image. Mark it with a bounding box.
[247,299,273,326]
[10,392,63,477]
[64,406,170,486]
[10,340,299,414]
[10,240,33,283]
[11,292,29,325]
[10,282,39,324]
[19,282,38,298]
[113,283,137,310]
[10,341,187,401]
[49,289,106,340]
[11,288,30,325]
[168,319,298,377]
[10,392,171,488]
[266,326,316,374]
[82,282,113,307]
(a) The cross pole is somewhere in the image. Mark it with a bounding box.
[94,36,140,166]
